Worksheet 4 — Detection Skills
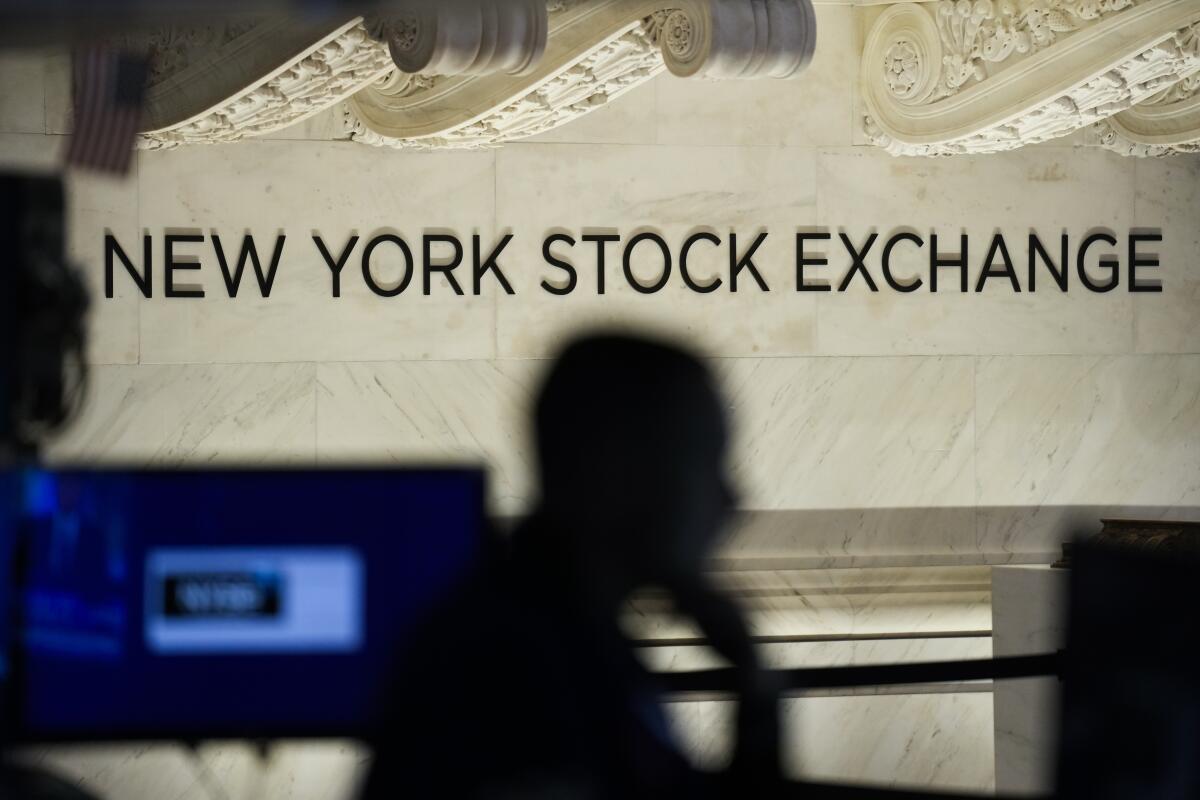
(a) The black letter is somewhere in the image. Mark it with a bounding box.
[795,232,831,292]
[930,233,968,292]
[541,233,577,295]
[581,233,620,294]
[212,233,285,298]
[313,234,358,298]
[423,234,464,296]
[1077,231,1119,293]
[680,232,722,293]
[164,233,204,298]
[622,232,672,294]
[361,234,414,297]
[1028,233,1068,292]
[473,234,515,295]
[881,232,924,292]
[730,232,770,292]
[837,232,879,292]
[105,233,152,298]
[1129,232,1162,293]
[975,234,1020,292]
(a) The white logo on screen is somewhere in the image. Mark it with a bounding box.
[144,547,363,655]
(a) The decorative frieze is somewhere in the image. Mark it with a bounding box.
[136,0,818,151]
[861,0,1200,156]
[1094,38,1200,155]
[129,0,1198,156]
[343,13,668,150]
[344,0,818,149]
[139,21,395,149]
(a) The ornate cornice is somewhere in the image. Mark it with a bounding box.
[861,0,1200,156]
[343,0,817,149]
[343,8,672,150]
[1094,39,1200,155]
[131,0,1197,157]
[138,19,394,149]
[135,0,817,151]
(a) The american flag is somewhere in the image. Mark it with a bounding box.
[65,46,148,175]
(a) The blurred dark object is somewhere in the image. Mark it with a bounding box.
[0,761,99,800]
[0,1,424,48]
[1052,518,1200,568]
[0,174,89,463]
[1096,517,1200,554]
[65,46,148,175]
[4,468,484,742]
[363,333,778,798]
[1056,539,1200,799]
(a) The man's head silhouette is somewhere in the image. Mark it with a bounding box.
[533,332,735,588]
[363,332,780,800]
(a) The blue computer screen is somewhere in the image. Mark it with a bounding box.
[3,468,485,741]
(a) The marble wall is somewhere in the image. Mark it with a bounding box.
[991,566,1069,795]
[2,5,1199,795]
[4,17,1198,560]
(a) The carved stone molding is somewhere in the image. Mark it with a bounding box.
[138,19,394,149]
[1095,56,1200,154]
[344,7,670,150]
[344,0,818,149]
[861,0,1200,156]
[136,0,817,151]
[371,0,548,77]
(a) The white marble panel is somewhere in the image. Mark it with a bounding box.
[263,106,350,142]
[640,635,990,673]
[46,362,317,464]
[975,355,1200,508]
[992,565,1068,795]
[0,50,49,133]
[528,75,659,145]
[626,566,992,640]
[312,354,977,522]
[1133,156,1200,354]
[315,359,542,514]
[716,356,975,510]
[136,141,497,363]
[813,147,1136,356]
[42,50,72,135]
[494,142,818,358]
[630,588,992,640]
[668,692,995,790]
[18,741,366,800]
[656,5,857,148]
[0,130,59,171]
[714,507,981,566]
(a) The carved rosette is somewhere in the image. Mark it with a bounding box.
[861,0,1200,156]
[372,0,548,77]
[658,0,817,79]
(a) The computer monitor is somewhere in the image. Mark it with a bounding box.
[1,467,486,742]
[1056,540,1200,799]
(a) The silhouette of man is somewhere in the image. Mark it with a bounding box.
[363,333,780,798]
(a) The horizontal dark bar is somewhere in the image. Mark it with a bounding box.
[635,630,993,647]
[788,779,1051,800]
[661,652,1061,694]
